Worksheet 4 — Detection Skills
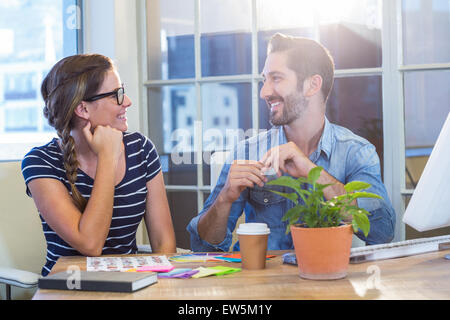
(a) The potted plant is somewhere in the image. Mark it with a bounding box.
[267,166,382,280]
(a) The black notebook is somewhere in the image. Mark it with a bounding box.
[38,271,157,293]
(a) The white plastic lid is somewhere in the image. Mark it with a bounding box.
[236,223,270,235]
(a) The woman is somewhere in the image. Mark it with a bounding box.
[21,54,176,276]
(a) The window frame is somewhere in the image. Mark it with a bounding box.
[0,0,84,163]
[139,0,450,242]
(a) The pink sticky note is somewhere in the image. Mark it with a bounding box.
[137,265,175,273]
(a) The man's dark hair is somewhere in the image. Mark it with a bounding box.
[267,33,335,103]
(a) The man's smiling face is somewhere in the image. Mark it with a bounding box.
[260,51,309,126]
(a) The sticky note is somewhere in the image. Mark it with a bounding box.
[191,267,222,278]
[136,265,175,273]
[215,254,276,263]
[157,268,192,278]
[208,266,241,276]
[171,270,199,279]
[214,257,241,263]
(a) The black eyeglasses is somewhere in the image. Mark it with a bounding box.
[85,85,125,105]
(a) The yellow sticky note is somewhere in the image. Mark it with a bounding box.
[208,266,241,276]
[191,267,221,278]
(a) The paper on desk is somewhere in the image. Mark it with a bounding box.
[137,265,175,273]
[171,270,200,279]
[207,266,241,276]
[169,253,226,263]
[158,269,200,279]
[157,268,192,277]
[86,255,173,272]
[190,267,223,278]
[191,266,241,278]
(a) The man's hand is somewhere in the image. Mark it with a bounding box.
[260,142,315,179]
[198,160,266,245]
[218,160,267,204]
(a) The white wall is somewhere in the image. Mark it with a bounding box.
[0,162,46,300]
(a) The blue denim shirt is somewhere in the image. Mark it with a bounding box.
[187,118,396,251]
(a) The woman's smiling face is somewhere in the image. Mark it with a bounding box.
[85,69,132,132]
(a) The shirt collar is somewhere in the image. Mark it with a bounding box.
[278,117,332,160]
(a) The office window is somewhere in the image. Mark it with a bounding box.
[202,82,252,152]
[142,0,450,246]
[200,0,252,77]
[148,85,197,186]
[0,0,82,161]
[143,0,387,248]
[4,73,38,100]
[402,0,450,65]
[402,1,450,190]
[400,0,450,239]
[146,0,195,80]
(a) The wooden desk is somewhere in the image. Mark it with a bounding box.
[33,250,450,300]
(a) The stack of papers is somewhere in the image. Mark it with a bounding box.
[87,256,173,272]
[157,266,241,279]
[158,268,199,279]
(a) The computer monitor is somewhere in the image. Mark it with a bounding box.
[403,112,450,232]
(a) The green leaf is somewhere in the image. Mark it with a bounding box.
[307,166,323,185]
[352,212,370,237]
[281,206,305,222]
[344,181,371,192]
[285,224,291,235]
[331,194,349,203]
[267,176,302,194]
[350,192,382,200]
[322,205,341,215]
[296,176,309,184]
[304,214,319,228]
[269,190,298,205]
[315,183,334,192]
[352,219,359,233]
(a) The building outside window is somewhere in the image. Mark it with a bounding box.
[142,0,449,248]
[0,0,82,161]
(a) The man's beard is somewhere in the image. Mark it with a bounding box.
[269,92,309,126]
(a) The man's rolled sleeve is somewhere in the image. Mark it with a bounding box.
[187,212,233,252]
[187,163,244,252]
[348,144,396,244]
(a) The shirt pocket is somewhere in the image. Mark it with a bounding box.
[248,185,288,206]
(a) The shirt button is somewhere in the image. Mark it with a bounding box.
[264,198,269,203]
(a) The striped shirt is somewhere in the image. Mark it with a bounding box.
[21,132,161,276]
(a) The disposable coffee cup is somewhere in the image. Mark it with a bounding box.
[236,223,270,270]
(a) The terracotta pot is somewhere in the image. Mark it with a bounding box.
[291,224,353,280]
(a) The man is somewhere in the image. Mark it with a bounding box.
[187,33,395,251]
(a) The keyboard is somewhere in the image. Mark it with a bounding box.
[349,234,450,263]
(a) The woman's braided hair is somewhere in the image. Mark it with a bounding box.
[41,54,114,211]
